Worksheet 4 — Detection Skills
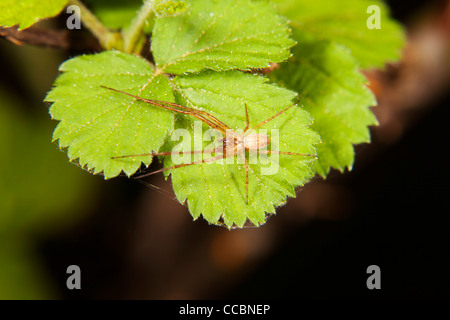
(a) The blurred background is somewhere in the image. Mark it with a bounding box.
[0,0,449,299]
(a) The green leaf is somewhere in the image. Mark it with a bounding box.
[152,0,296,74]
[273,0,405,68]
[160,71,320,228]
[46,51,175,179]
[0,0,68,30]
[271,39,377,177]
[48,50,319,228]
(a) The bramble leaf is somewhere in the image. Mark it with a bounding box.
[43,0,330,229]
[46,51,175,179]
[47,53,320,228]
[152,0,295,74]
[272,39,377,176]
[269,0,402,176]
[154,0,189,17]
[46,0,304,228]
[0,0,67,30]
[273,0,405,68]
[160,71,320,228]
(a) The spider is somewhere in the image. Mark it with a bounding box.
[101,85,316,204]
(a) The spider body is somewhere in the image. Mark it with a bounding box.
[101,85,315,203]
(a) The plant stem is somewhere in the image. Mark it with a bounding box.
[123,0,156,54]
[0,26,102,51]
[68,0,122,50]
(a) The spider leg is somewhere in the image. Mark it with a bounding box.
[134,151,235,179]
[244,103,250,132]
[239,151,249,204]
[111,149,216,159]
[258,150,317,157]
[101,86,230,134]
[251,100,300,131]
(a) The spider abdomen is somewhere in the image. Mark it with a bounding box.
[243,133,270,151]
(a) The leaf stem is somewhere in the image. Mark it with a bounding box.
[0,26,102,51]
[68,0,122,50]
[123,0,156,54]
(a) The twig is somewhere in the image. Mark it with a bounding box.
[0,26,101,51]
[68,0,121,50]
[123,0,156,54]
